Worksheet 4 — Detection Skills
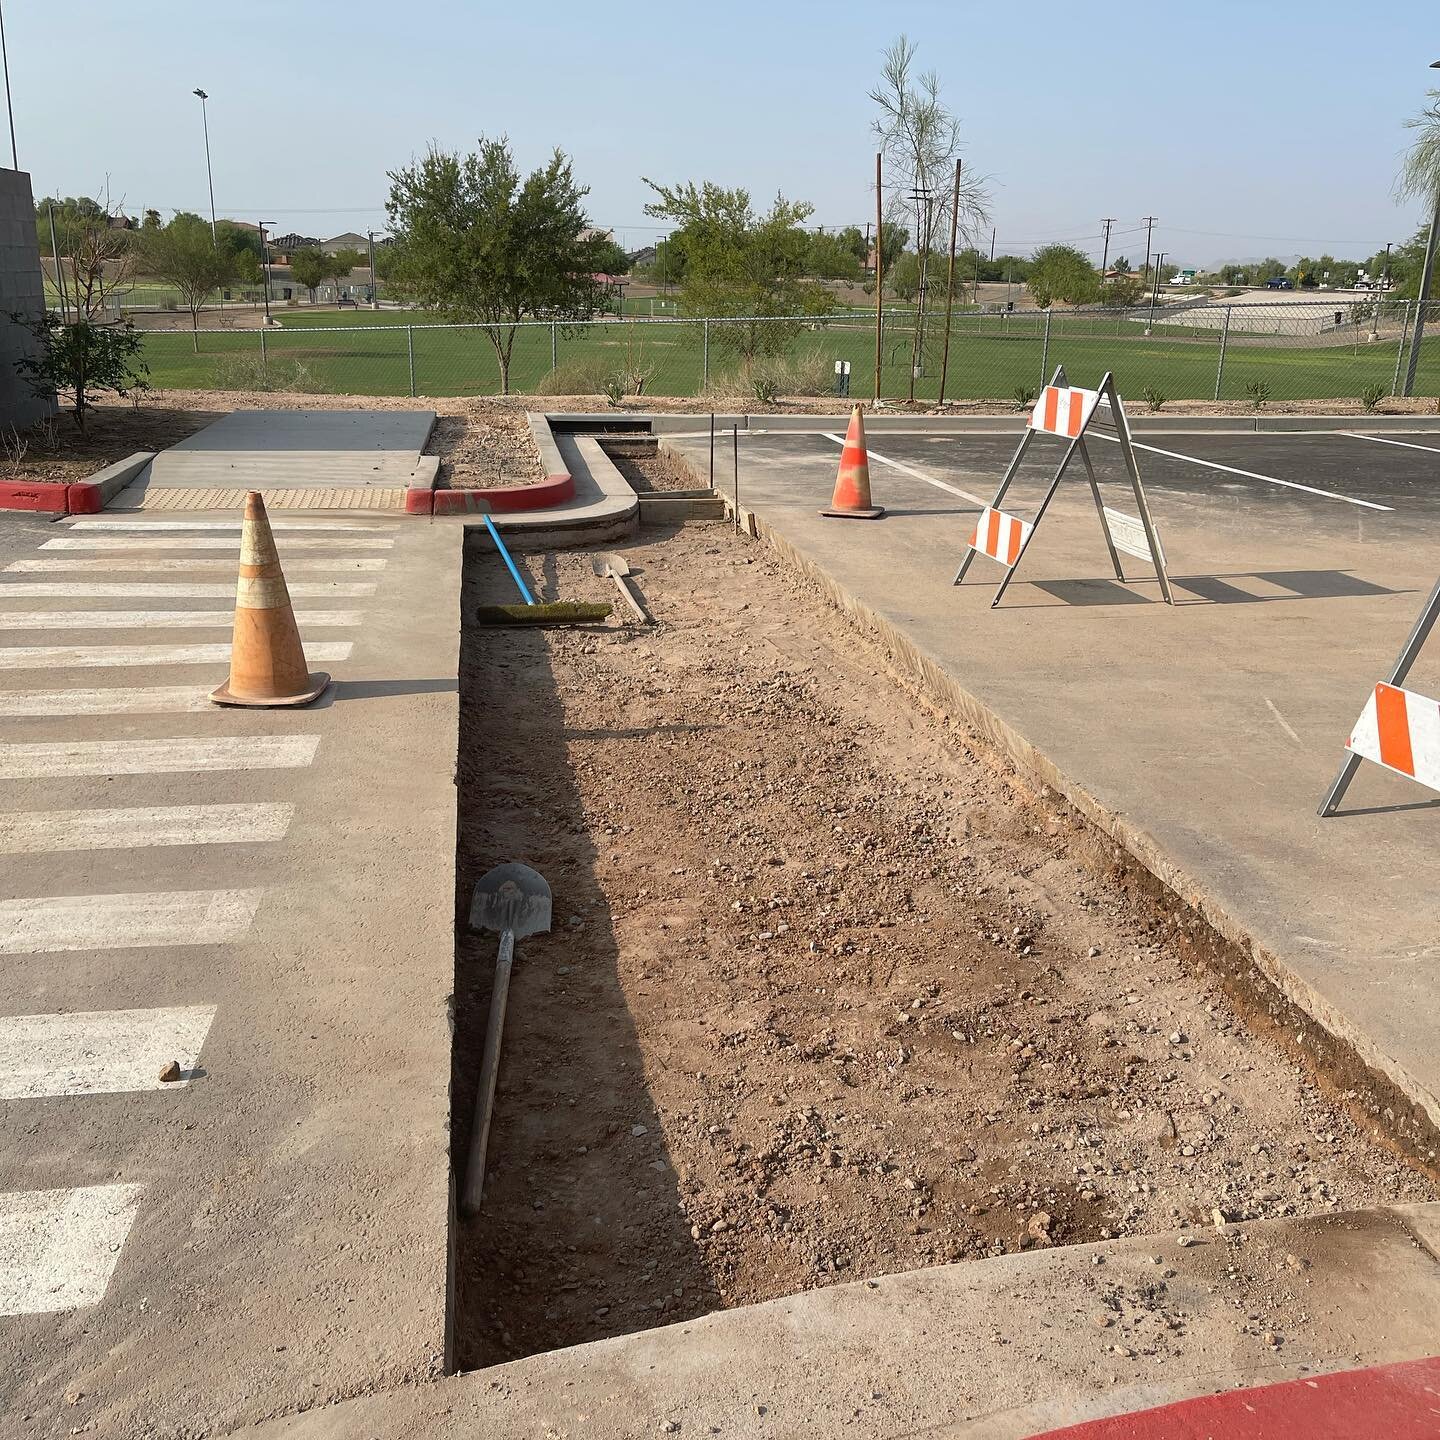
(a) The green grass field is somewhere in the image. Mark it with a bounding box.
[131,307,1439,404]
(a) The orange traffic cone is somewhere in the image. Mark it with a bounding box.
[821,405,884,519]
[210,492,331,708]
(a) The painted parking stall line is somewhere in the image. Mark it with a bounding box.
[0,889,263,955]
[0,1183,143,1316]
[820,432,989,506]
[0,641,353,669]
[0,802,295,853]
[0,734,320,778]
[1340,432,1440,457]
[0,1005,217,1099]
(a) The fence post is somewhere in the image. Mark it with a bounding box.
[1039,308,1052,386]
[258,325,267,371]
[551,321,558,372]
[1213,305,1232,402]
[703,319,710,389]
[1393,300,1413,396]
[407,325,416,398]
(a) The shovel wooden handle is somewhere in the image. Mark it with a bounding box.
[460,928,514,1217]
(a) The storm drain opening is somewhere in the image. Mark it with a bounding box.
[450,520,1437,1371]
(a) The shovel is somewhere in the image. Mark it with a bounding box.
[591,551,650,623]
[461,862,552,1217]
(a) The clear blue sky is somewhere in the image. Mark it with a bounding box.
[11,0,1438,267]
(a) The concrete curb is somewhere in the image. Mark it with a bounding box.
[225,1201,1440,1440]
[0,451,154,516]
[409,417,579,517]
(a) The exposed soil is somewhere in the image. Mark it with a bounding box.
[598,437,707,492]
[452,522,1435,1373]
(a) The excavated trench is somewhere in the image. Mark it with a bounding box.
[449,519,1438,1371]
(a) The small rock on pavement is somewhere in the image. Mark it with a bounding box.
[158,1060,182,1083]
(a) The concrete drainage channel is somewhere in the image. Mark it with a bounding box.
[444,480,1440,1377]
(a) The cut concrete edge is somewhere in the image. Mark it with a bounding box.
[224,1201,1440,1440]
[744,513,1440,1141]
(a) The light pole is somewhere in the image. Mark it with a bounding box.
[193,88,216,243]
[367,229,377,308]
[1401,59,1440,398]
[0,0,18,170]
[258,220,273,326]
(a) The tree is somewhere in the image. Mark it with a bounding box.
[326,247,367,296]
[1111,256,1132,274]
[41,201,135,320]
[1026,244,1100,308]
[641,178,834,364]
[289,247,330,302]
[13,312,147,431]
[888,252,921,301]
[871,35,989,393]
[385,138,609,393]
[215,220,262,265]
[590,236,630,276]
[137,215,237,348]
[803,229,863,282]
[1397,87,1440,393]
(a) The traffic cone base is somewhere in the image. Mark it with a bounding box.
[820,405,885,519]
[210,491,333,709]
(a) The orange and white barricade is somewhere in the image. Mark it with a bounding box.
[1319,578,1440,816]
[953,366,1173,608]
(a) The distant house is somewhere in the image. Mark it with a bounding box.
[626,246,657,269]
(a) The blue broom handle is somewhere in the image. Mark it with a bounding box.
[481,514,535,606]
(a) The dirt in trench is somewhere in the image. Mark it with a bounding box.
[451,523,1436,1372]
[599,436,708,492]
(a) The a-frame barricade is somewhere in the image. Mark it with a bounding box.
[953,366,1174,609]
[1318,574,1440,817]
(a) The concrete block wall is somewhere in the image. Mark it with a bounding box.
[0,170,55,427]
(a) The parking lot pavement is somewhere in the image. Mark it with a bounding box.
[0,513,457,1437]
[670,423,1440,1136]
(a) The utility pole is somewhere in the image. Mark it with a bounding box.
[47,202,68,323]
[193,88,217,242]
[1146,251,1166,335]
[258,220,273,326]
[1140,215,1157,286]
[1402,60,1440,397]
[1100,217,1116,275]
[990,227,996,262]
[937,159,962,406]
[874,152,883,404]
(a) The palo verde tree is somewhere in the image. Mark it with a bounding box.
[137,214,237,349]
[385,138,610,393]
[641,178,833,364]
[871,34,989,392]
[289,247,331,302]
[1025,244,1101,308]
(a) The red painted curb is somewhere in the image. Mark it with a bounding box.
[417,472,576,518]
[66,482,103,515]
[1026,1355,1440,1440]
[405,486,434,516]
[0,481,69,514]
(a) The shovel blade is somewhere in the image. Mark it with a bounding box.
[590,551,630,579]
[469,862,552,940]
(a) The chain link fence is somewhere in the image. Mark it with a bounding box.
[129,300,1440,406]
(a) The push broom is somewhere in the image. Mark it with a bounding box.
[475,515,611,626]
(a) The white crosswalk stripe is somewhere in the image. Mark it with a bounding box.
[64,519,395,532]
[0,734,320,777]
[0,641,352,669]
[7,557,386,573]
[0,610,362,630]
[0,686,219,718]
[0,1184,144,1316]
[0,802,294,852]
[0,581,377,598]
[0,1005,217,1098]
[0,889,263,954]
[42,536,393,551]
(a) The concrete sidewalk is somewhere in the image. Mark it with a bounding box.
[232,1202,1440,1440]
[0,516,459,1437]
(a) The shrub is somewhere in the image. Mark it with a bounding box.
[1012,385,1036,411]
[211,354,330,394]
[601,374,625,407]
[534,358,611,396]
[1245,380,1270,409]
[1359,383,1386,413]
[12,312,148,431]
[1141,385,1167,412]
[706,347,833,403]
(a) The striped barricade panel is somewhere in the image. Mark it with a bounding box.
[1347,681,1440,793]
[968,507,1032,567]
[1029,384,1101,438]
